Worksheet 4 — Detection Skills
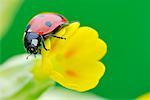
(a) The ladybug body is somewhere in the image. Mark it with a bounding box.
[24,13,68,55]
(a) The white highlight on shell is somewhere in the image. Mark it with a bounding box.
[31,39,38,46]
[28,29,32,32]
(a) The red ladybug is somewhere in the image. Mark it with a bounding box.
[24,12,68,55]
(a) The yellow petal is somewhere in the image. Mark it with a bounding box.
[41,39,53,76]
[62,27,107,61]
[41,22,107,92]
[49,58,105,91]
[137,93,150,100]
[51,22,80,53]
[63,22,80,38]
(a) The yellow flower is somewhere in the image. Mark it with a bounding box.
[137,92,150,100]
[35,22,107,92]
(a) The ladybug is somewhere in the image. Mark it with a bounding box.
[24,12,68,55]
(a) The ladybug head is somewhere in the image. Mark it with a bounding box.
[24,32,41,54]
[27,43,38,54]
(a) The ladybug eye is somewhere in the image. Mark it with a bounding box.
[45,21,52,27]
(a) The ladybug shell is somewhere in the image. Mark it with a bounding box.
[28,13,67,35]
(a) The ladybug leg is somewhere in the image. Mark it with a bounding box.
[40,35,49,51]
[50,34,66,40]
[44,34,66,40]
[61,22,69,28]
[51,23,69,35]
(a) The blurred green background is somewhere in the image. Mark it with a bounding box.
[0,0,150,99]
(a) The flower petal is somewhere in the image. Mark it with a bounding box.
[49,59,105,92]
[61,26,107,61]
[41,22,107,92]
[40,39,53,76]
[138,92,150,100]
[51,22,80,52]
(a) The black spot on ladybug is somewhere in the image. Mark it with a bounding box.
[45,21,52,27]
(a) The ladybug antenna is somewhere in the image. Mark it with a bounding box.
[26,54,32,59]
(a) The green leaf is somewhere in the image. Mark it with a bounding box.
[0,54,54,100]
[38,87,104,100]
[9,79,54,100]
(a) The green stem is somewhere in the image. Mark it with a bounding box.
[7,79,54,100]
